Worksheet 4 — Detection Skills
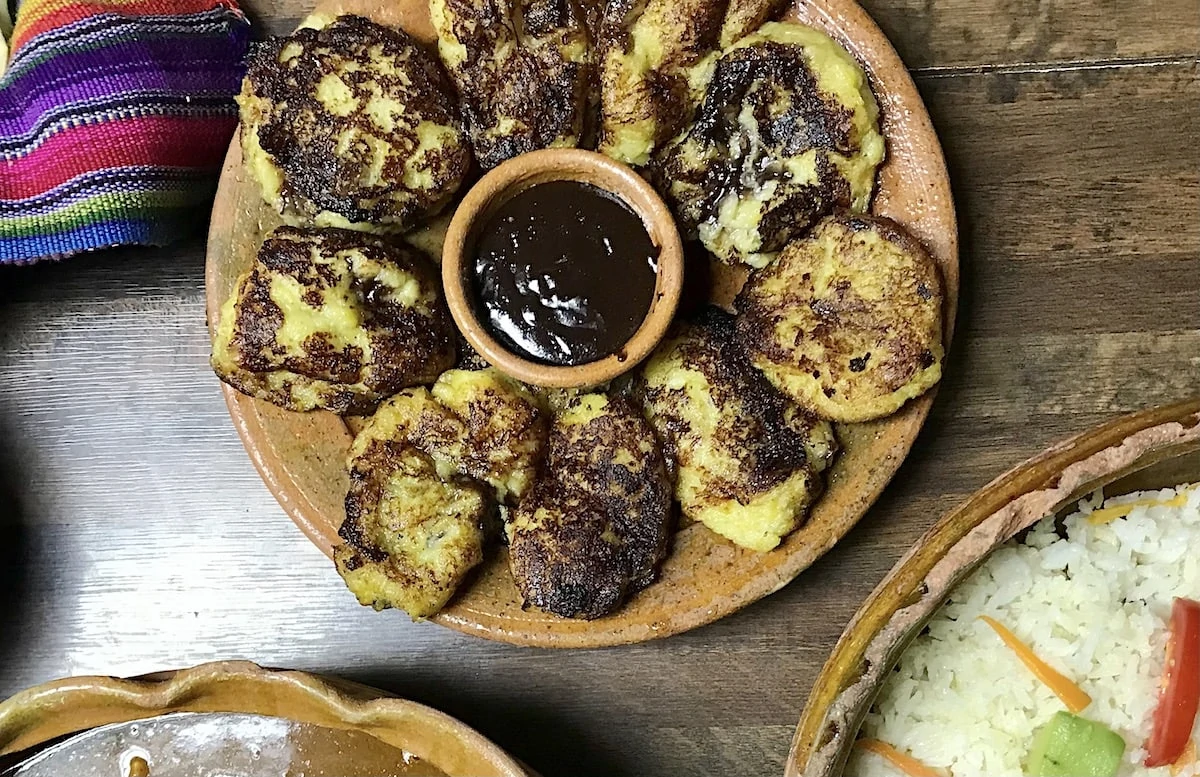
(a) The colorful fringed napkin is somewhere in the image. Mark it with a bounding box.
[0,0,250,264]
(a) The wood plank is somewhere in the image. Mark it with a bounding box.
[864,0,1200,70]
[0,56,1197,777]
[242,0,1200,69]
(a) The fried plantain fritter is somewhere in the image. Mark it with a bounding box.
[507,393,673,619]
[335,389,488,619]
[636,309,835,551]
[595,0,788,167]
[655,22,885,268]
[785,400,839,475]
[596,0,722,167]
[238,14,471,232]
[430,368,549,502]
[211,227,456,414]
[430,0,591,169]
[577,0,607,42]
[735,214,944,423]
[719,0,788,47]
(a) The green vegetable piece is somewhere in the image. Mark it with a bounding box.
[1027,711,1126,777]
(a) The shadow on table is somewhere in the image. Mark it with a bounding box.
[0,417,33,669]
[342,668,623,777]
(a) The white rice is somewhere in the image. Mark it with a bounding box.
[849,484,1200,777]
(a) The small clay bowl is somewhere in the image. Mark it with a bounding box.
[442,148,684,389]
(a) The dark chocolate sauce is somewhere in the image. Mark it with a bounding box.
[470,180,660,366]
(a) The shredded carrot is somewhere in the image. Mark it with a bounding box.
[1088,487,1194,525]
[978,615,1092,713]
[1171,739,1197,777]
[856,738,951,777]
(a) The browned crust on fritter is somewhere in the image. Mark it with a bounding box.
[654,39,857,252]
[842,211,933,257]
[435,0,591,168]
[575,0,608,145]
[214,227,456,414]
[596,0,727,155]
[336,432,487,574]
[734,214,944,420]
[445,378,549,498]
[244,15,469,228]
[339,438,422,569]
[719,0,788,45]
[636,308,832,502]
[453,333,492,371]
[577,0,607,41]
[507,395,673,619]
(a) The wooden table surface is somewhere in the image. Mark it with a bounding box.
[0,2,1197,775]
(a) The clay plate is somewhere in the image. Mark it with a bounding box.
[204,0,959,647]
[786,398,1200,777]
[0,661,529,776]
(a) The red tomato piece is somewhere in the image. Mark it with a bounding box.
[1146,598,1200,768]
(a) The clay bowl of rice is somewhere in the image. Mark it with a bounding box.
[788,398,1200,777]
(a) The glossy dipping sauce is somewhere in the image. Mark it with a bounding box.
[471,180,659,366]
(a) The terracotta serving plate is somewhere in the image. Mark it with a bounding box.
[204,0,958,647]
[786,398,1200,777]
[0,662,529,776]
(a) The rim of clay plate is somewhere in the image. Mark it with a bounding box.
[787,398,1200,777]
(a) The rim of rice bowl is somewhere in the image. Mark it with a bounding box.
[849,483,1200,777]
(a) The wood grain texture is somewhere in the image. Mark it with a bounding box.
[246,0,1200,69]
[0,4,1198,777]
[866,0,1200,70]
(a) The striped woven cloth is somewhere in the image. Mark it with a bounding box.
[0,0,250,264]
